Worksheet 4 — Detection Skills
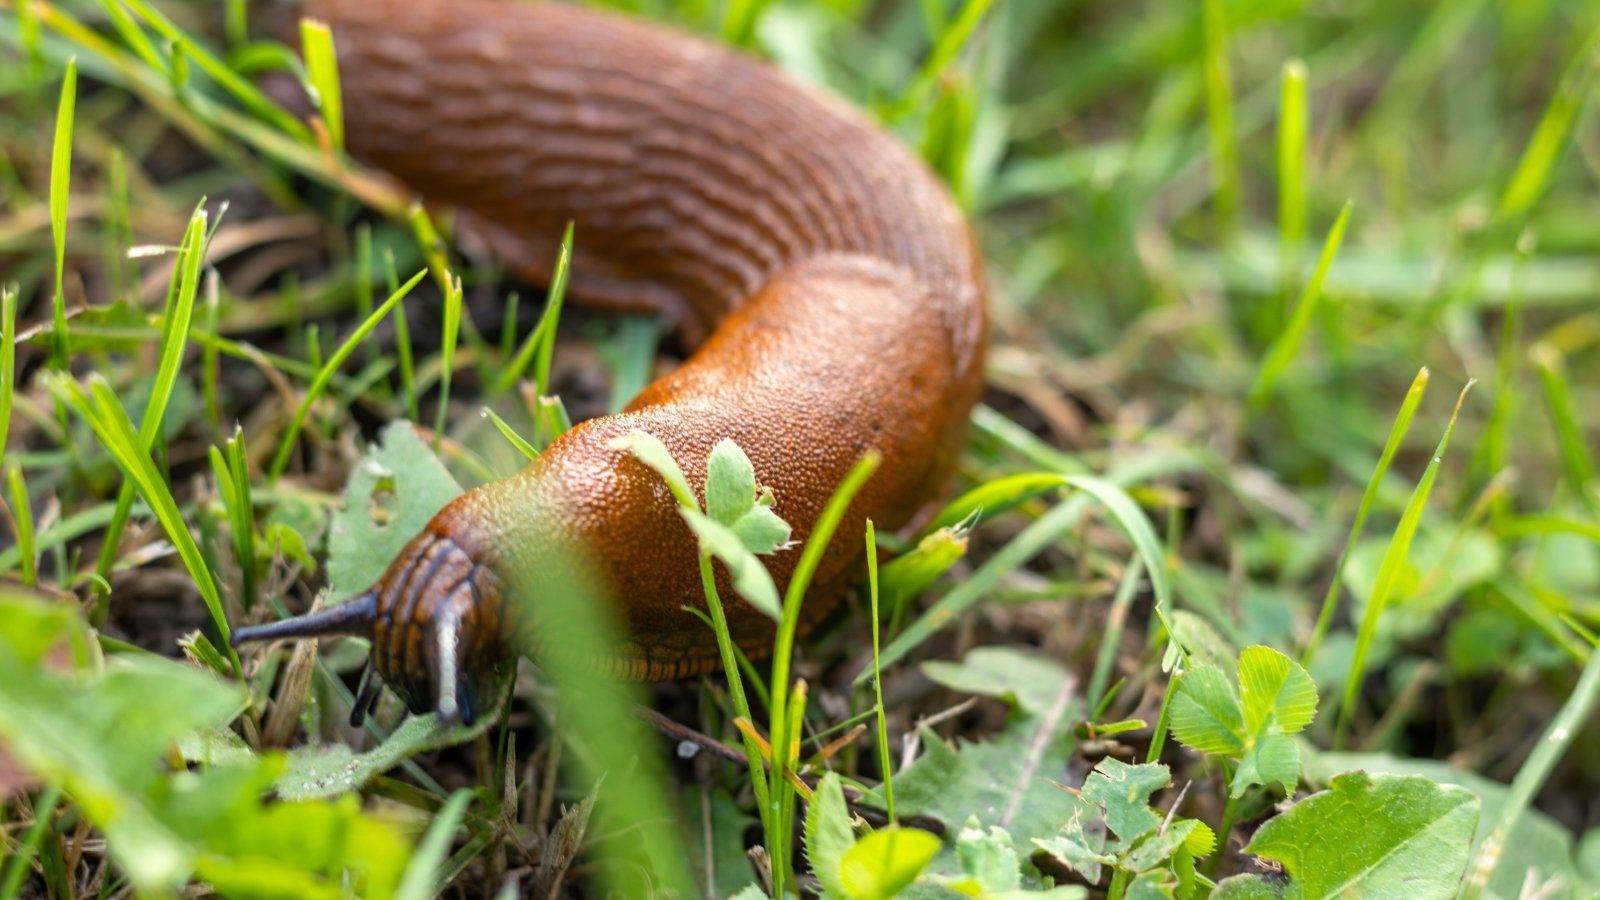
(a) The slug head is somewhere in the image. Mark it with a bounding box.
[231,528,518,727]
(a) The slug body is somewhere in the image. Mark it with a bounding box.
[232,0,987,724]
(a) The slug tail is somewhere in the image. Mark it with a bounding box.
[231,591,379,648]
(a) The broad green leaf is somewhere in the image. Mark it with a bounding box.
[1231,733,1300,798]
[327,420,463,601]
[1304,752,1588,898]
[1246,771,1479,900]
[1168,666,1244,756]
[805,772,854,898]
[1238,646,1317,735]
[173,764,409,900]
[921,647,1072,719]
[889,717,1079,863]
[840,827,941,900]
[680,507,783,620]
[1080,758,1169,846]
[275,700,505,800]
[685,785,758,900]
[0,592,90,667]
[0,596,244,893]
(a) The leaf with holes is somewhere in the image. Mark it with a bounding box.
[327,421,463,602]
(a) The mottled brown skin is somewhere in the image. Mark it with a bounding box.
[232,0,987,724]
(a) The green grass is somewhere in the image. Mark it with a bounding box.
[1,0,1598,896]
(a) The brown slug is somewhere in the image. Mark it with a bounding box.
[230,0,987,726]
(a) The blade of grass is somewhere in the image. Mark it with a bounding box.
[1087,554,1143,714]
[0,783,61,900]
[1,285,15,457]
[719,0,772,48]
[1201,0,1238,241]
[866,452,1196,682]
[884,0,997,123]
[47,373,238,670]
[267,269,427,482]
[433,272,462,453]
[5,464,37,586]
[1301,367,1430,669]
[481,407,538,463]
[1531,342,1598,517]
[1336,380,1475,748]
[1276,59,1307,303]
[767,450,880,899]
[1461,645,1599,900]
[48,56,76,370]
[1494,25,1600,227]
[91,204,211,621]
[394,788,474,900]
[498,222,574,397]
[1249,199,1354,409]
[113,0,314,144]
[1480,233,1530,511]
[865,519,894,823]
[209,426,256,612]
[384,248,420,421]
[298,18,343,151]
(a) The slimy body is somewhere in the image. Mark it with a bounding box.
[232,0,987,724]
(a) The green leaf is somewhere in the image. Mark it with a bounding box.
[1033,824,1114,886]
[274,700,505,801]
[1124,818,1199,872]
[685,785,758,899]
[1238,646,1317,736]
[610,430,696,508]
[840,827,941,900]
[705,438,758,525]
[0,596,244,893]
[805,772,854,898]
[1231,733,1300,798]
[921,647,1072,719]
[170,763,408,900]
[704,438,792,554]
[1180,819,1214,858]
[1168,666,1244,756]
[327,420,463,602]
[1080,758,1170,846]
[1168,610,1237,673]
[1209,874,1296,899]
[889,718,1079,863]
[952,817,1019,893]
[1126,867,1178,899]
[1303,752,1590,898]
[680,507,783,620]
[1246,771,1479,900]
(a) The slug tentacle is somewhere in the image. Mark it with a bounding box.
[230,589,378,646]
